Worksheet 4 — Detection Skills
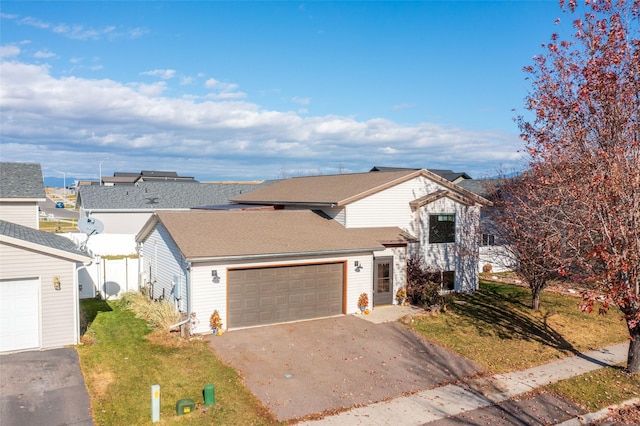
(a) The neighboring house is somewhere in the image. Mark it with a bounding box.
[369,166,472,184]
[101,170,198,186]
[136,168,490,333]
[0,162,46,229]
[457,179,515,273]
[0,162,92,353]
[72,180,274,299]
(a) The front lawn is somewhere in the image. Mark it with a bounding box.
[410,281,629,373]
[77,300,277,425]
[545,364,639,411]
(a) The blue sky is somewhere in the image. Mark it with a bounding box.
[1,1,565,182]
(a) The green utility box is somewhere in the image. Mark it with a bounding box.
[204,384,215,406]
[176,398,195,416]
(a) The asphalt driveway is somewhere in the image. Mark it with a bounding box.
[0,348,93,426]
[207,315,484,421]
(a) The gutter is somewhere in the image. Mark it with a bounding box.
[169,261,191,330]
[185,247,385,263]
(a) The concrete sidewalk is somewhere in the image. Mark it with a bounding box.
[298,342,629,425]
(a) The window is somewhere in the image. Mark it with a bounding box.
[429,214,455,243]
[482,233,495,246]
[441,271,455,291]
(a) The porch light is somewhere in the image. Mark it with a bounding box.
[354,261,363,272]
[53,276,61,291]
[211,270,220,283]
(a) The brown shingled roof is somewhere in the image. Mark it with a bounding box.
[146,210,388,260]
[231,169,490,207]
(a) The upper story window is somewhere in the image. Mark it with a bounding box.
[429,214,455,243]
[482,233,496,246]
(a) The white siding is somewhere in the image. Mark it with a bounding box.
[0,242,79,350]
[479,245,516,273]
[345,176,442,229]
[188,252,374,334]
[140,224,188,311]
[375,246,407,304]
[0,202,39,229]
[84,211,153,234]
[415,199,480,292]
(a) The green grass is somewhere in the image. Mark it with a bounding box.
[545,364,639,411]
[410,281,629,373]
[77,300,277,425]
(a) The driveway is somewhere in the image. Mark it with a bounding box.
[207,315,484,422]
[0,348,93,426]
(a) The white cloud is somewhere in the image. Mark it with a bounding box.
[0,60,524,180]
[140,69,176,80]
[0,45,20,58]
[34,49,56,59]
[292,96,310,106]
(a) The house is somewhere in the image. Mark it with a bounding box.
[370,166,472,184]
[457,179,515,273]
[72,180,275,299]
[0,161,91,353]
[0,162,46,229]
[136,168,490,333]
[101,170,198,186]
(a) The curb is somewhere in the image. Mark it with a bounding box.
[554,398,640,425]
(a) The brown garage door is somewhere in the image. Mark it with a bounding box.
[228,262,344,328]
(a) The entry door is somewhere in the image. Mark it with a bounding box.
[373,257,393,306]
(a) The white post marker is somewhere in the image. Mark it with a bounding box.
[151,384,160,423]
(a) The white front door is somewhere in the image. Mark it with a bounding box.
[0,278,40,352]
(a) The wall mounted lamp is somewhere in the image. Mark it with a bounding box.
[354,261,363,272]
[211,270,220,283]
[53,276,61,291]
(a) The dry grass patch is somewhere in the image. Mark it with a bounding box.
[410,281,628,373]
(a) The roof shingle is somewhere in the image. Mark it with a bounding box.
[0,162,45,199]
[144,210,393,260]
[0,220,89,259]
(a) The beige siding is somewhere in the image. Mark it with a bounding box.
[0,242,79,349]
[0,202,39,229]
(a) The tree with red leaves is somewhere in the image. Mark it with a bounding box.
[486,173,567,311]
[518,0,639,373]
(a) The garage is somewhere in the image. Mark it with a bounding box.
[228,262,344,328]
[0,278,40,352]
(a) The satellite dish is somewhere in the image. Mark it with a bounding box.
[78,216,104,236]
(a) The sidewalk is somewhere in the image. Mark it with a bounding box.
[298,342,630,425]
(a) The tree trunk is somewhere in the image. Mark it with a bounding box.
[531,287,541,311]
[628,324,640,374]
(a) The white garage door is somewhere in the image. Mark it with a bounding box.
[0,278,40,352]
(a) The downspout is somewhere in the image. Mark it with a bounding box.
[169,261,191,331]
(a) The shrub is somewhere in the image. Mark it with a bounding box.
[406,255,448,308]
[119,291,181,331]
